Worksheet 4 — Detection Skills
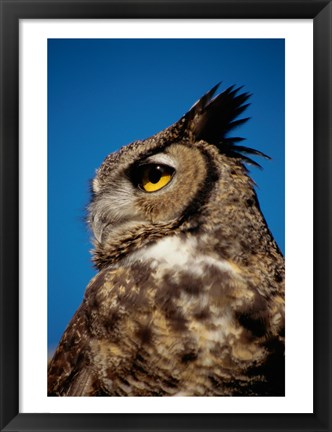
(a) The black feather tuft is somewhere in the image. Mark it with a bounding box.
[183,84,268,167]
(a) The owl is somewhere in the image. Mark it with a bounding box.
[48,83,285,396]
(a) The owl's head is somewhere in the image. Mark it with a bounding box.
[88,84,270,269]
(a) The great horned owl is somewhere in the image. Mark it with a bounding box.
[48,84,285,396]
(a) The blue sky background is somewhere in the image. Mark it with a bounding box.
[48,38,285,352]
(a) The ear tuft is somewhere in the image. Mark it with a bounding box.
[180,84,269,168]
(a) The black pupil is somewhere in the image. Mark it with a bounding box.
[148,166,162,184]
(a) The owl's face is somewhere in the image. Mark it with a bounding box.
[88,85,266,269]
[90,139,222,242]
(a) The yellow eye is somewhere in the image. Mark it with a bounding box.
[139,164,174,193]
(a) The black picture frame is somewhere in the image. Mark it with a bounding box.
[0,1,331,431]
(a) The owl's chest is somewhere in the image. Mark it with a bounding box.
[131,234,237,278]
[93,237,271,395]
[126,235,248,338]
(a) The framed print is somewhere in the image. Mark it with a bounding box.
[0,1,331,431]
